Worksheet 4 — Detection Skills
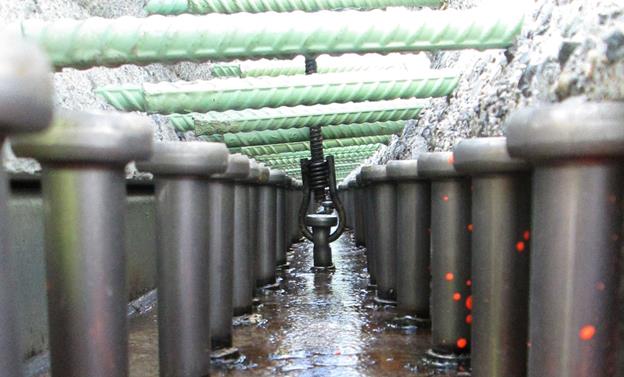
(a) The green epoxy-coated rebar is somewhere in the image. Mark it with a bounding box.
[230,135,391,156]
[205,120,404,147]
[11,9,525,69]
[275,156,368,168]
[97,70,458,114]
[167,114,195,132]
[253,144,382,160]
[164,99,424,133]
[210,53,429,78]
[261,150,377,166]
[145,0,189,14]
[146,0,442,15]
[193,99,426,134]
[283,162,361,174]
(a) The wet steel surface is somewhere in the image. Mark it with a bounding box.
[127,231,466,376]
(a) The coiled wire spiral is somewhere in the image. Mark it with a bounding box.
[305,56,328,202]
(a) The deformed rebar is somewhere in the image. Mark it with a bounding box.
[96,70,459,114]
[146,0,443,15]
[210,53,430,78]
[204,121,405,147]
[230,135,391,156]
[191,99,426,134]
[11,9,524,69]
[253,144,382,161]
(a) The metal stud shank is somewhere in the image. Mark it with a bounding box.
[418,152,471,358]
[0,37,53,377]
[207,154,250,350]
[136,141,229,376]
[454,137,531,377]
[507,98,624,377]
[362,165,397,303]
[387,160,430,319]
[12,110,153,377]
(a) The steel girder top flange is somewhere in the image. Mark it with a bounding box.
[10,9,524,69]
[96,70,459,114]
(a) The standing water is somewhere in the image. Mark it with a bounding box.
[128,232,466,376]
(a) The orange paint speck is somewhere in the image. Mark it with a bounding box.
[466,314,472,324]
[467,224,473,232]
[442,195,449,202]
[523,230,530,240]
[456,338,467,349]
[516,241,525,253]
[579,325,596,341]
[453,292,461,301]
[466,279,472,287]
[465,295,472,310]
[445,272,454,281]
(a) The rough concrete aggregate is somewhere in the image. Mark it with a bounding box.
[0,0,214,174]
[364,0,624,167]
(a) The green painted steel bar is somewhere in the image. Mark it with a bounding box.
[168,114,195,132]
[11,9,525,69]
[205,120,404,147]
[193,99,426,134]
[283,162,361,174]
[257,150,377,166]
[253,144,382,161]
[264,150,377,167]
[165,99,424,133]
[275,158,367,169]
[210,53,429,78]
[230,135,390,156]
[146,0,442,15]
[96,70,458,114]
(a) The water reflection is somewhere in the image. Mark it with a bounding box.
[127,232,458,376]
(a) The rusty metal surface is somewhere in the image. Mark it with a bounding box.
[120,232,466,377]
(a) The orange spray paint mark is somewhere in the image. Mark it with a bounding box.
[466,314,472,325]
[466,279,472,287]
[456,338,467,349]
[442,195,449,202]
[579,325,596,341]
[445,272,454,281]
[453,292,461,301]
[467,224,473,232]
[516,241,525,253]
[465,295,472,310]
[523,230,530,240]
